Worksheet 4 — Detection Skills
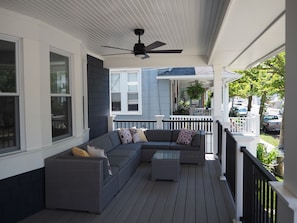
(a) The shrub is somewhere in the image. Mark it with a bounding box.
[257,143,279,172]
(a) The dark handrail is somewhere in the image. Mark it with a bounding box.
[217,120,223,163]
[241,147,277,223]
[225,128,237,200]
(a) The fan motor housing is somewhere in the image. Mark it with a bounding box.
[134,43,145,55]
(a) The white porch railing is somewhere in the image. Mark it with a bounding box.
[229,115,260,136]
[108,114,260,155]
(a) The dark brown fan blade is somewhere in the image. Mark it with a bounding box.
[144,41,166,51]
[101,45,132,52]
[102,52,133,56]
[147,49,183,54]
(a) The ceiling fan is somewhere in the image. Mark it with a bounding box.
[101,29,183,59]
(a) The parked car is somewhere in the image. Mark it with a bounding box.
[237,107,248,117]
[262,115,282,133]
[229,106,248,117]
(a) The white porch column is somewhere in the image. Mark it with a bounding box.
[108,115,116,132]
[270,1,297,222]
[212,65,223,156]
[223,81,229,122]
[213,65,223,117]
[232,135,258,223]
[155,115,164,129]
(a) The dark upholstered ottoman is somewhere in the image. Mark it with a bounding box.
[151,150,180,181]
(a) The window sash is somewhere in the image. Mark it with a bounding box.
[51,96,72,141]
[0,38,17,94]
[0,34,20,154]
[50,50,72,141]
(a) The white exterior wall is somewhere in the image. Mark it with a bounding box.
[0,8,89,180]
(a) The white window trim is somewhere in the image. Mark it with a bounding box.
[110,68,142,115]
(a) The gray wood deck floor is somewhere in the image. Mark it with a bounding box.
[19,156,235,223]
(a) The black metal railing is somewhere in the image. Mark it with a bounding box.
[113,118,213,132]
[225,128,237,200]
[241,147,278,223]
[217,120,223,163]
[162,118,213,132]
[113,120,157,129]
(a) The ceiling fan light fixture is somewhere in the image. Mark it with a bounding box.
[135,53,145,58]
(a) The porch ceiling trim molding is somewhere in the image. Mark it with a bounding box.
[157,66,241,86]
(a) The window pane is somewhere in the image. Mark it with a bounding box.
[50,52,69,94]
[128,84,138,92]
[0,96,19,152]
[51,97,72,140]
[128,72,137,82]
[128,72,138,92]
[0,40,16,93]
[111,93,121,111]
[128,93,138,111]
[111,73,120,91]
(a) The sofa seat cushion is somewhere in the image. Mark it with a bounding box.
[114,143,143,151]
[170,142,199,151]
[108,149,137,157]
[141,141,171,150]
[108,156,132,169]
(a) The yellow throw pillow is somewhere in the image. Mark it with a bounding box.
[129,128,148,143]
[72,147,90,157]
[137,128,148,142]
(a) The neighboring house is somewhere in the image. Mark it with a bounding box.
[111,67,241,121]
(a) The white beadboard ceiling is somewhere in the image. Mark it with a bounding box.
[0,0,285,70]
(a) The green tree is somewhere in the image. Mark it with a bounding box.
[229,52,285,147]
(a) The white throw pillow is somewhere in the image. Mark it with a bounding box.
[87,145,106,157]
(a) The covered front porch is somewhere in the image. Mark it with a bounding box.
[19,156,235,223]
[19,115,275,223]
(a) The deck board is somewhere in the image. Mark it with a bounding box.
[18,156,234,223]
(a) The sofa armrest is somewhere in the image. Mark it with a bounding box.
[45,156,105,213]
[197,130,206,165]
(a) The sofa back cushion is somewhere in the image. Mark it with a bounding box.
[144,130,172,142]
[108,131,122,147]
[88,133,114,153]
[171,130,180,142]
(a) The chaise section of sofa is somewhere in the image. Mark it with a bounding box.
[45,131,142,213]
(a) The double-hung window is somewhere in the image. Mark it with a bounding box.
[50,51,72,141]
[110,69,141,115]
[0,35,20,154]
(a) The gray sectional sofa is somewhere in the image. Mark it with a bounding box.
[45,129,205,214]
